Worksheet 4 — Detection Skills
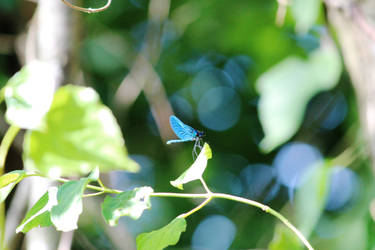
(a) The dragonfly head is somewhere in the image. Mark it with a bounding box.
[196,130,205,138]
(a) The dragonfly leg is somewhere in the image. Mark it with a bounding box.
[192,138,200,160]
[192,145,198,160]
[198,138,203,149]
[192,140,196,160]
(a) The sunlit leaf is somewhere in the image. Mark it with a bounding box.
[4,61,56,129]
[295,162,330,237]
[256,37,341,152]
[50,176,92,232]
[23,85,139,177]
[136,217,187,250]
[87,167,100,181]
[102,186,153,226]
[269,223,303,250]
[16,187,58,233]
[170,143,212,190]
[291,0,321,33]
[0,170,28,203]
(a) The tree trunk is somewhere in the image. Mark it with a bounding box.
[16,0,71,249]
[326,0,375,167]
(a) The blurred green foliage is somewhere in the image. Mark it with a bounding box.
[0,0,373,249]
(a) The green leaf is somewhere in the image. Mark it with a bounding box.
[102,186,153,226]
[136,217,187,250]
[170,143,212,190]
[16,187,58,233]
[256,37,341,152]
[4,61,56,129]
[50,176,92,232]
[0,170,28,203]
[23,84,139,177]
[269,223,303,250]
[291,0,321,33]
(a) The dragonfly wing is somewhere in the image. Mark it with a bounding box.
[169,116,196,141]
[166,139,193,144]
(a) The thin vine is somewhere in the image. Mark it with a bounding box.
[42,174,314,250]
[61,0,112,13]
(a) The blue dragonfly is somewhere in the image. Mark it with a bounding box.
[167,115,205,158]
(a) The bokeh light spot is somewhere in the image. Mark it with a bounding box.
[275,142,322,190]
[191,68,223,102]
[198,87,241,131]
[170,94,194,122]
[240,164,277,201]
[192,215,236,250]
[325,166,358,211]
[109,155,155,190]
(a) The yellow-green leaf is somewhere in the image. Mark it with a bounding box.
[170,143,212,190]
[23,85,139,177]
[0,170,28,203]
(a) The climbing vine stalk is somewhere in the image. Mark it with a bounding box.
[47,175,314,250]
[0,125,20,250]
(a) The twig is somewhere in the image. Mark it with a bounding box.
[114,0,174,141]
[61,0,112,13]
[275,0,289,27]
[57,231,74,250]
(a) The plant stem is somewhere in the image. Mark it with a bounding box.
[39,176,313,249]
[151,192,208,198]
[199,177,211,193]
[178,196,212,219]
[82,191,104,198]
[212,193,313,250]
[97,178,106,189]
[152,192,312,249]
[0,87,6,105]
[54,177,121,194]
[0,126,20,171]
[0,125,20,250]
[0,204,5,250]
